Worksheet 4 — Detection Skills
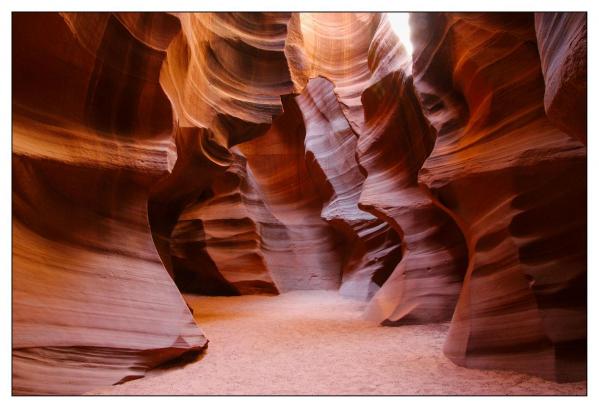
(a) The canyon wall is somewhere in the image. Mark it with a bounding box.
[411,12,586,382]
[12,13,207,395]
[12,12,586,394]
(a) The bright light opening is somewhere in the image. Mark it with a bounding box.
[387,13,413,58]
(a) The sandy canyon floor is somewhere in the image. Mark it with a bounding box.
[91,291,586,395]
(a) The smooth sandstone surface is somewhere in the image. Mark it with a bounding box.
[12,12,586,394]
[535,12,587,145]
[411,12,586,382]
[12,13,207,395]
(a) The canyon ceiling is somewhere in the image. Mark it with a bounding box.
[12,12,587,395]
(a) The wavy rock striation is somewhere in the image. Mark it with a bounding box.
[535,12,587,145]
[296,77,403,300]
[358,70,468,324]
[411,12,586,381]
[169,153,279,295]
[235,96,345,290]
[12,13,206,395]
[12,11,587,393]
[161,12,294,146]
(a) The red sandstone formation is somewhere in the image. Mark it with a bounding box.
[296,77,403,300]
[411,12,586,381]
[285,13,379,131]
[12,11,586,394]
[12,13,207,395]
[358,70,468,324]
[161,12,294,142]
[535,12,587,145]
[170,153,279,295]
[236,96,344,290]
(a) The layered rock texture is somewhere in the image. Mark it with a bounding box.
[12,13,206,395]
[12,12,586,394]
[411,12,586,382]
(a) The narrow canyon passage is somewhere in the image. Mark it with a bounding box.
[12,12,587,395]
[92,291,585,396]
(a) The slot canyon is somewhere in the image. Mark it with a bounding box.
[11,12,587,395]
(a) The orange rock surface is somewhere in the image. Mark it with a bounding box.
[12,13,207,395]
[12,12,587,394]
[412,12,586,381]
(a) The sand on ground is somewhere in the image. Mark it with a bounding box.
[91,290,587,395]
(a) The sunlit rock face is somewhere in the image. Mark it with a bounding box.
[12,11,586,394]
[296,77,403,300]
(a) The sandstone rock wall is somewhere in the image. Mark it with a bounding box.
[12,13,207,395]
[411,12,586,381]
[535,12,587,145]
[12,12,586,393]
